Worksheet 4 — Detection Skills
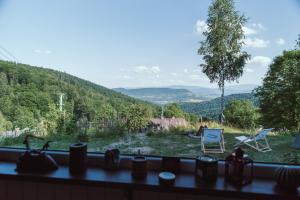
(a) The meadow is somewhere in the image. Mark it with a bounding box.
[0,123,297,164]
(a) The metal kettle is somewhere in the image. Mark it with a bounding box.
[16,134,58,172]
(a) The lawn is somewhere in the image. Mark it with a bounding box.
[0,126,298,164]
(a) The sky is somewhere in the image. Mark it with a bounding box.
[0,0,299,89]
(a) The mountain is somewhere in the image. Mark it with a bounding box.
[113,88,207,104]
[179,93,259,120]
[0,60,157,133]
[170,84,258,99]
[113,84,258,104]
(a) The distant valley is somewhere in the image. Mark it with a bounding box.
[113,85,259,120]
[113,84,258,105]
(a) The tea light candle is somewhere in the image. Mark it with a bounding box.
[159,171,176,186]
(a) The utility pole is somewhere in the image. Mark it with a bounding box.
[58,93,66,131]
[161,105,164,119]
[59,93,65,112]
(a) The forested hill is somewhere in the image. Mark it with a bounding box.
[0,60,157,134]
[179,93,258,120]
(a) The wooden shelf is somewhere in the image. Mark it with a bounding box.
[0,162,299,200]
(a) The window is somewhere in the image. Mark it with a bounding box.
[0,0,299,165]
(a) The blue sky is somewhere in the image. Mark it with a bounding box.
[0,0,299,88]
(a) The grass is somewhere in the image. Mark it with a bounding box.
[0,125,298,164]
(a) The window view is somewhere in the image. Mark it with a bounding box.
[0,0,299,164]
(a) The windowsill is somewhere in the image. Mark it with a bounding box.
[0,161,299,199]
[0,147,300,179]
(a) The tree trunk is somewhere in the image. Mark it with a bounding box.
[220,71,225,124]
[220,84,225,124]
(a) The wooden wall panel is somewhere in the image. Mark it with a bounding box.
[158,192,178,200]
[55,183,71,200]
[133,191,159,200]
[87,186,105,200]
[105,188,127,200]
[37,183,56,200]
[23,182,37,200]
[71,185,88,200]
[1,179,250,200]
[6,180,23,200]
[0,180,6,199]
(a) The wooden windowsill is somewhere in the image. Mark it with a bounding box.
[0,161,299,200]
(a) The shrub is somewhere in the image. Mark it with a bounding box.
[224,100,259,129]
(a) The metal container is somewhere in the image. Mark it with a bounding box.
[195,155,218,182]
[69,142,87,174]
[104,148,120,170]
[132,156,147,179]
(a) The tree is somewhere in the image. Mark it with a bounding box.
[164,103,185,118]
[198,0,250,124]
[0,112,12,132]
[256,50,300,131]
[125,104,152,132]
[224,100,259,129]
[13,107,37,129]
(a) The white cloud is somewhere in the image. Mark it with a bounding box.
[34,49,41,54]
[242,23,266,36]
[193,67,202,73]
[242,26,257,36]
[248,56,272,67]
[34,49,52,54]
[276,38,286,45]
[122,75,131,79]
[183,68,188,73]
[251,23,266,31]
[195,20,208,35]
[190,74,201,80]
[134,65,161,74]
[244,38,270,48]
[171,73,177,76]
[245,67,254,73]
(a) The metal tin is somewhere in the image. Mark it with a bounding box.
[132,156,147,179]
[195,155,218,182]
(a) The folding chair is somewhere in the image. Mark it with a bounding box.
[234,128,273,152]
[201,128,225,153]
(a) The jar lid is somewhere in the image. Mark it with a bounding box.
[159,172,176,181]
[197,155,218,163]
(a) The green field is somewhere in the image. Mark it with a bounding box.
[0,126,298,164]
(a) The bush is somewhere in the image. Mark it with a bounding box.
[224,100,259,129]
[164,103,185,118]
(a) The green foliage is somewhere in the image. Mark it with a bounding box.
[185,113,199,125]
[256,50,300,131]
[124,104,153,132]
[0,60,157,136]
[164,103,185,118]
[0,112,12,132]
[179,93,258,120]
[224,100,259,129]
[198,0,250,120]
